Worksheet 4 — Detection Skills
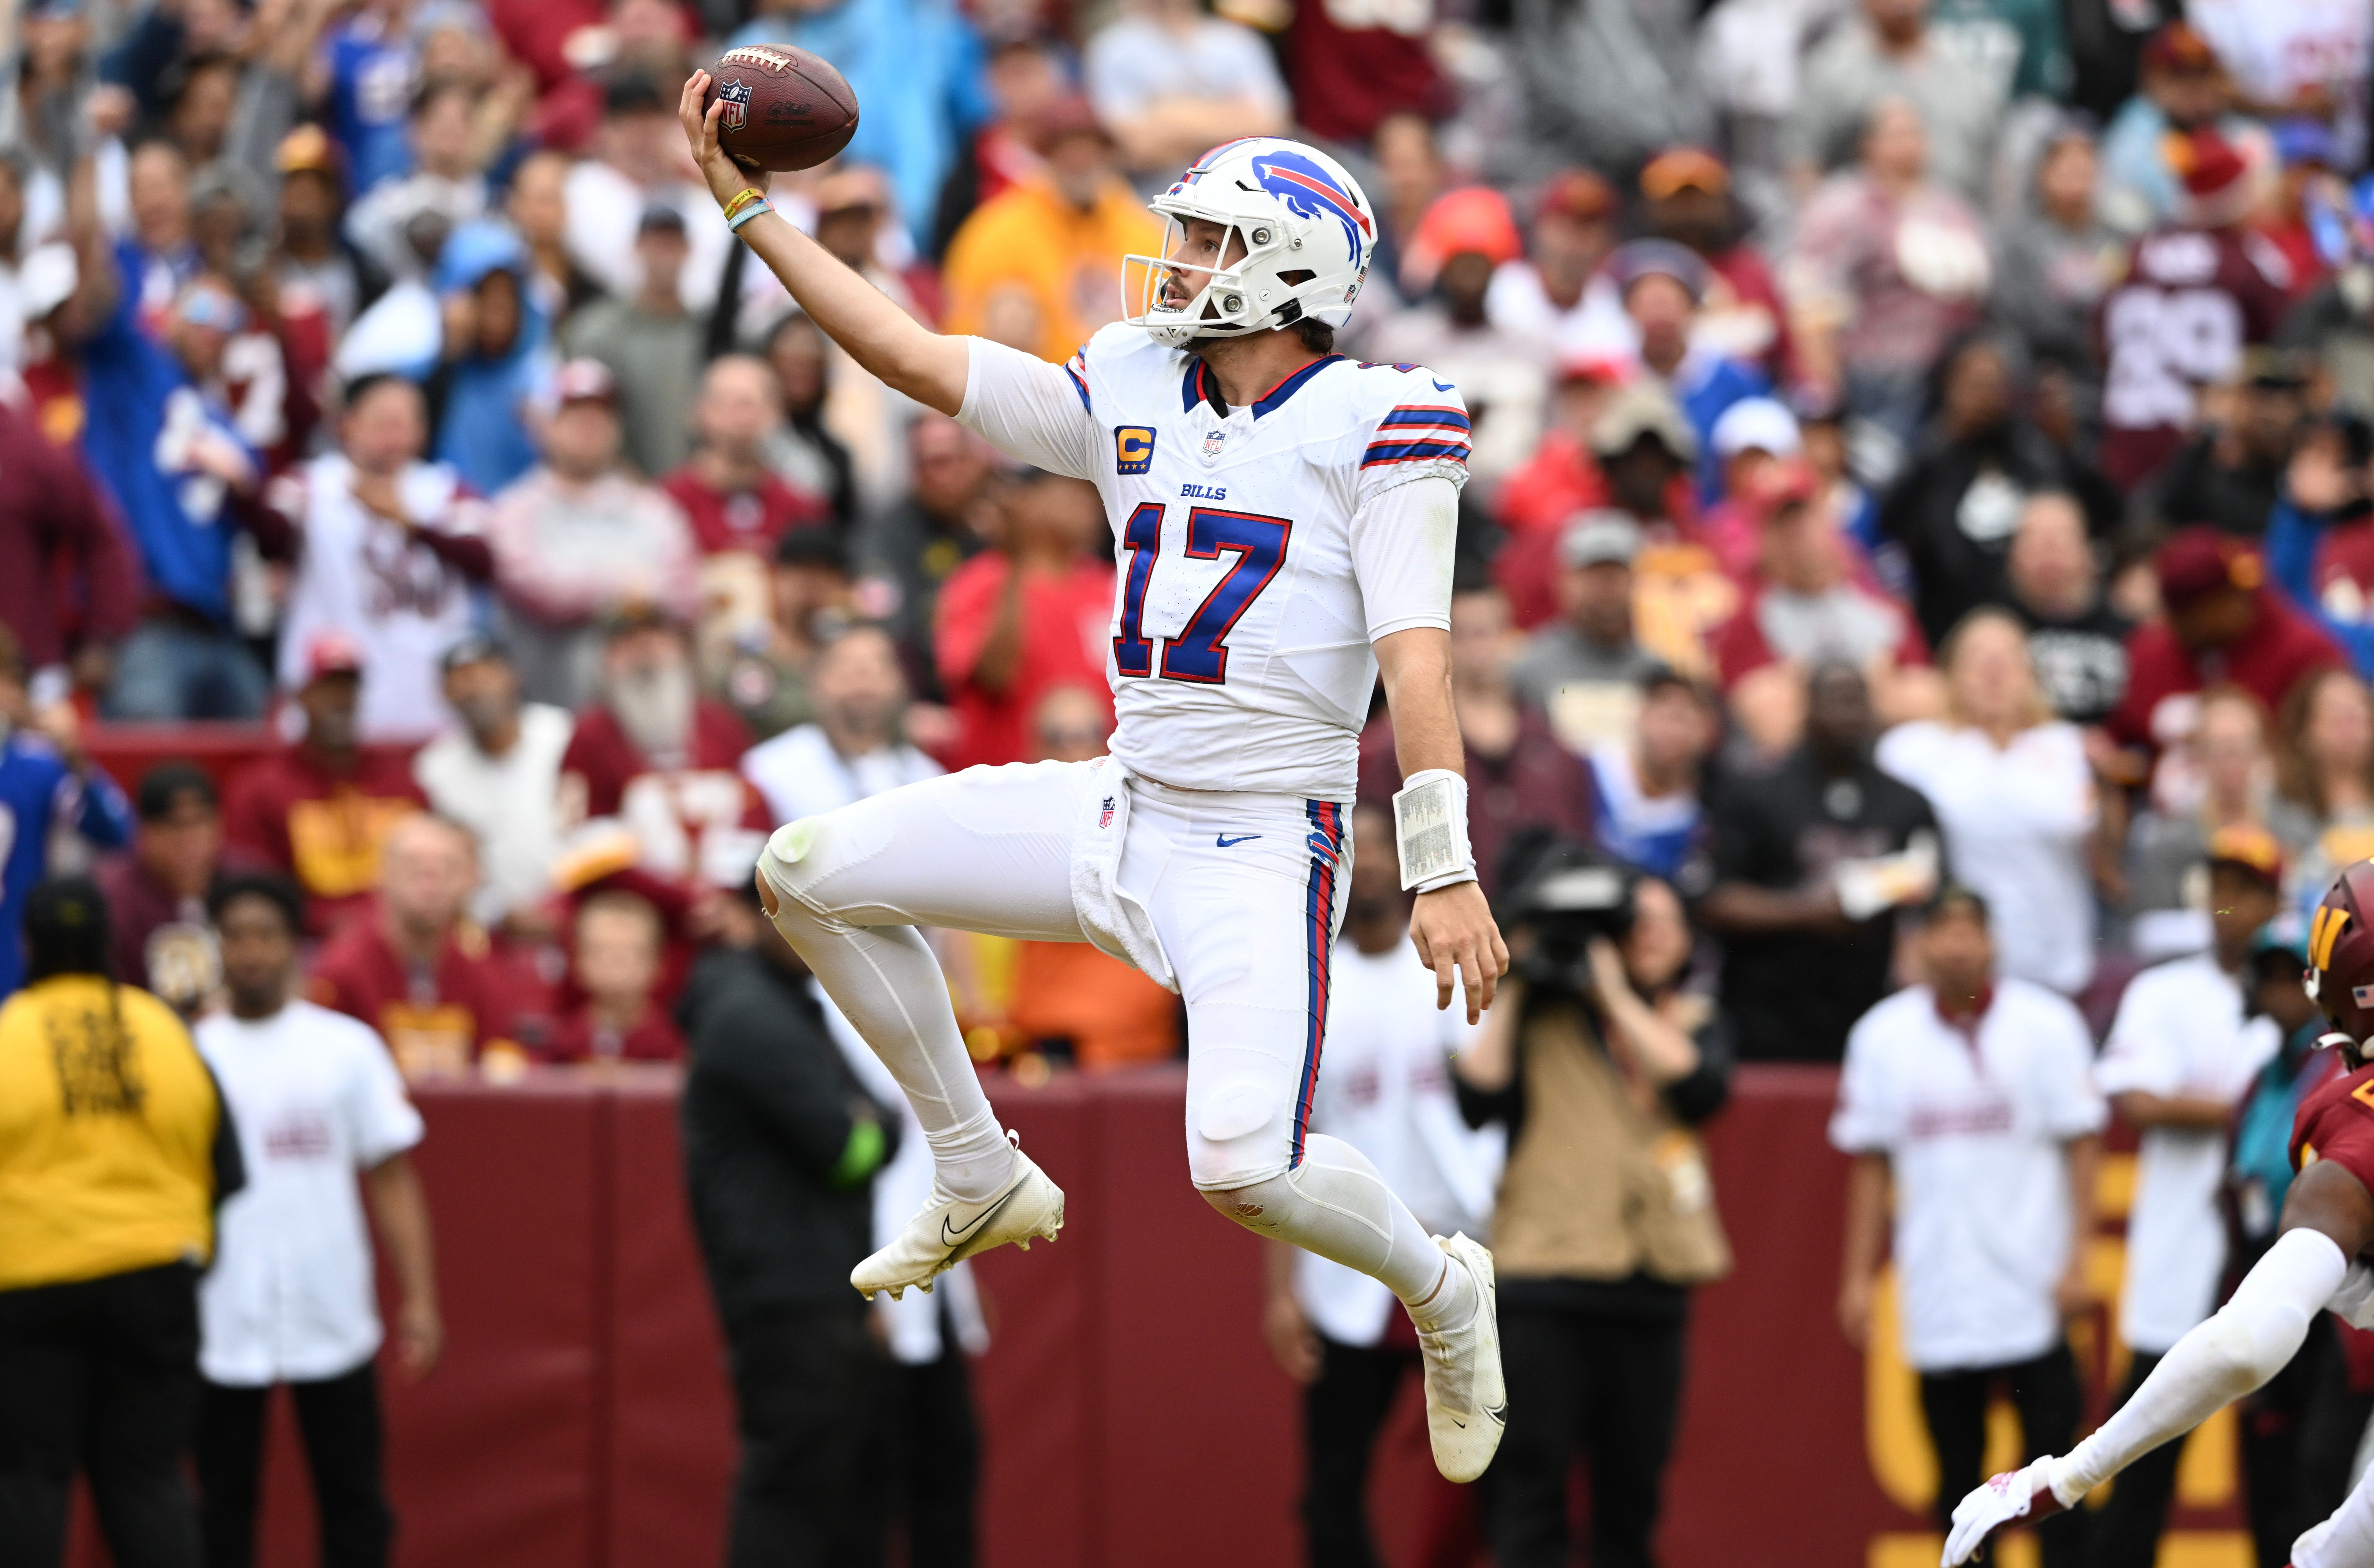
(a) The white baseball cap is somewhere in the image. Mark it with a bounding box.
[1710,396,1801,462]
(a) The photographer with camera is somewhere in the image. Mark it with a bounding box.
[1455,842,1733,1568]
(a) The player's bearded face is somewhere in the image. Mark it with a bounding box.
[1159,218,1247,318]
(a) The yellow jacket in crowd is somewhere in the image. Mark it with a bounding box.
[941,175,1165,367]
[0,976,231,1291]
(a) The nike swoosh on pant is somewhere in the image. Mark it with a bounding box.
[1215,834,1262,848]
[940,1185,1020,1250]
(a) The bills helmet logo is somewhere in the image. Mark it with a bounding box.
[1249,150,1371,265]
[1099,797,1116,829]
[716,77,752,132]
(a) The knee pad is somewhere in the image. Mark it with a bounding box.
[1184,1078,1293,1191]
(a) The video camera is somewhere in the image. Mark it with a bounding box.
[1498,834,1641,997]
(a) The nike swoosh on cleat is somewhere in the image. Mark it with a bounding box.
[1483,1403,1507,1425]
[1215,834,1262,847]
[941,1185,1022,1250]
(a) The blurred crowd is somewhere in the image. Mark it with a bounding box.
[5,0,2374,1558]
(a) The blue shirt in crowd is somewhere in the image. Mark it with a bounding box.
[322,17,419,196]
[0,731,133,998]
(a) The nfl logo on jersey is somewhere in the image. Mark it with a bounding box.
[1202,428,1226,459]
[716,77,751,131]
[1099,796,1115,829]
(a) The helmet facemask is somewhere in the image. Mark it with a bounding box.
[1121,213,1304,348]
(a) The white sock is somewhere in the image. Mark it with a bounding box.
[1218,1133,1476,1331]
[764,902,1015,1204]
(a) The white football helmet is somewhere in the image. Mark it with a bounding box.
[1120,137,1376,348]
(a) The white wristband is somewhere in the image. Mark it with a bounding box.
[1393,768,1477,893]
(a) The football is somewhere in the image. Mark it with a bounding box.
[702,45,859,173]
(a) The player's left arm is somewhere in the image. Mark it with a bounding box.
[1361,464,1506,1023]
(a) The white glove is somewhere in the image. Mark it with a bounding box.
[1941,1458,2064,1566]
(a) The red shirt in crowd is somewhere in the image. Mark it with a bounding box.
[2107,589,2347,750]
[0,403,142,669]
[307,918,520,1078]
[2096,224,2291,492]
[223,743,427,934]
[543,1005,687,1064]
[1285,0,1452,143]
[659,467,831,557]
[933,554,1116,771]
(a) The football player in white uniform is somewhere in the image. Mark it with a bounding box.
[678,77,1510,1480]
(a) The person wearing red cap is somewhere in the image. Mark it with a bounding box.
[2106,527,2346,755]
[1480,170,1627,364]
[2096,126,2293,491]
[2098,22,2257,234]
[221,633,431,936]
[484,358,702,709]
[941,99,1164,366]
[1711,463,1929,698]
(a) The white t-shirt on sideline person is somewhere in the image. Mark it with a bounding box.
[1831,980,2105,1372]
[1876,718,2098,995]
[2098,952,2279,1354]
[196,1001,424,1386]
[739,722,944,827]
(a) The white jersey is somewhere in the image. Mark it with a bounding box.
[957,325,1467,800]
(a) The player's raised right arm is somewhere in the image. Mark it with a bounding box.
[680,73,969,417]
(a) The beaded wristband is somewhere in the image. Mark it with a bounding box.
[726,196,773,233]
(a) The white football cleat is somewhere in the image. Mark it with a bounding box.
[1417,1232,1506,1484]
[850,1136,1064,1302]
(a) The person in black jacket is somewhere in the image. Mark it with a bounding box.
[679,900,899,1568]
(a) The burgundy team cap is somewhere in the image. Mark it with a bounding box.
[2142,20,2218,73]
[304,630,366,682]
[554,358,619,410]
[2154,526,2263,607]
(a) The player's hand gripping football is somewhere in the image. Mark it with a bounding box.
[1412,880,1508,1025]
[1940,1459,2065,1566]
[678,71,766,211]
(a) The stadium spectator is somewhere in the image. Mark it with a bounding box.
[485,358,701,709]
[742,623,939,828]
[1494,353,1625,562]
[2096,128,2292,492]
[509,149,605,325]
[1831,886,2102,1568]
[431,220,552,498]
[413,637,574,936]
[1784,97,1992,444]
[2148,348,2313,540]
[546,889,684,1063]
[318,1,423,196]
[272,374,492,744]
[1458,867,1731,1568]
[1284,0,1450,147]
[80,266,274,723]
[1588,384,1739,680]
[664,357,832,561]
[2097,22,2255,235]
[557,607,769,889]
[342,80,492,286]
[193,871,440,1568]
[2275,668,2374,900]
[679,885,900,1566]
[270,126,363,345]
[1265,803,1494,1568]
[1877,610,2102,995]
[1700,661,1940,1062]
[850,414,994,672]
[1367,189,1547,486]
[2120,686,2292,953]
[0,153,79,402]
[1362,582,1595,901]
[561,77,727,313]
[1509,513,1662,757]
[1640,147,1793,383]
[1483,170,1624,364]
[1785,0,2010,203]
[222,635,426,936]
[2106,529,2346,756]
[0,877,240,1568]
[1710,463,1929,704]
[563,205,703,479]
[114,139,201,334]
[1881,336,2106,648]
[1508,0,1713,176]
[757,312,857,526]
[0,628,135,1000]
[928,33,1063,258]
[1590,667,1716,884]
[308,812,519,1078]
[2089,825,2284,1568]
[0,397,139,702]
[933,469,1114,773]
[1604,239,1768,499]
[709,530,850,743]
[942,96,1159,365]
[1084,0,1289,186]
[2005,492,2133,727]
[1698,396,1803,579]
[1992,120,2118,380]
[97,763,228,1008]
